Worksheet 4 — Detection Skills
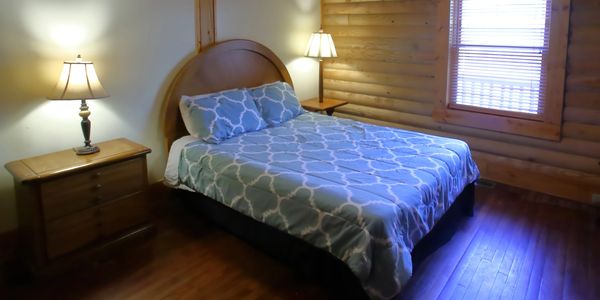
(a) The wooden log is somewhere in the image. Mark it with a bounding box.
[472,151,600,205]
[572,0,600,9]
[333,104,600,161]
[570,10,600,26]
[324,90,434,115]
[565,90,600,109]
[322,0,600,205]
[323,1,436,15]
[570,26,600,44]
[324,25,434,40]
[568,61,600,74]
[333,109,600,176]
[323,68,434,89]
[563,107,600,125]
[333,37,434,53]
[323,13,436,26]
[325,59,435,77]
[335,48,436,64]
[324,79,435,103]
[321,0,394,4]
[566,74,600,89]
[324,0,388,3]
[563,122,600,142]
[567,44,600,74]
[322,14,349,26]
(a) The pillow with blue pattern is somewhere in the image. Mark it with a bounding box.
[180,88,267,144]
[249,81,304,126]
[179,87,236,137]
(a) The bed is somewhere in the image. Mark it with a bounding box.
[162,39,480,299]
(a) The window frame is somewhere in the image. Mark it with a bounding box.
[434,0,571,141]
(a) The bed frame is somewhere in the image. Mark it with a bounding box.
[163,39,293,150]
[163,39,475,298]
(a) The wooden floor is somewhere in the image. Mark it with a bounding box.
[2,184,599,300]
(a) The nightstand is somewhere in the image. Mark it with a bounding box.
[301,98,349,116]
[5,138,153,275]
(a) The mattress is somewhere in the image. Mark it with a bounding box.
[166,112,480,299]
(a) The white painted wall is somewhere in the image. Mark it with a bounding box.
[0,0,320,233]
[216,0,320,101]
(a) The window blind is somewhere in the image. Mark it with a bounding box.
[449,0,552,116]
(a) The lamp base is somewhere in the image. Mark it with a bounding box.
[74,145,100,155]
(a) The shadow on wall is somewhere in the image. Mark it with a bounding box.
[0,0,112,234]
[143,49,199,175]
[0,47,58,232]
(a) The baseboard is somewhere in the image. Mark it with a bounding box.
[474,151,600,206]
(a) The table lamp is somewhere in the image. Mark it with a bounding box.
[304,29,338,103]
[47,55,109,155]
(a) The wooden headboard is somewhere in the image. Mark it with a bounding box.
[162,39,293,149]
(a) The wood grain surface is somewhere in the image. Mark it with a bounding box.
[322,0,600,204]
[4,184,598,300]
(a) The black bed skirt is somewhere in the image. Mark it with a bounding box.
[173,183,475,299]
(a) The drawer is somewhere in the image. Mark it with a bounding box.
[44,192,149,260]
[45,207,101,259]
[41,158,146,221]
[98,192,149,237]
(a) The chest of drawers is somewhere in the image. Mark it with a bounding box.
[5,138,153,273]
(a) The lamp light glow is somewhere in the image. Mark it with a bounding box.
[47,55,109,155]
[304,29,338,58]
[304,29,337,103]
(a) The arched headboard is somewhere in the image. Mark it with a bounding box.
[162,39,293,149]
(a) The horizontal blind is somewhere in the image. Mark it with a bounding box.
[449,0,552,116]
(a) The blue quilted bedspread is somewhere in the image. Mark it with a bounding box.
[177,112,479,299]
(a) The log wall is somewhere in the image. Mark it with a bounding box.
[322,0,600,204]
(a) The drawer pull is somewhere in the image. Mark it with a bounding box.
[94,172,103,178]
[94,184,103,190]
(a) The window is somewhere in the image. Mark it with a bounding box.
[434,0,570,140]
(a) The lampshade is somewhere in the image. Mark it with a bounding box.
[304,29,338,59]
[47,55,109,155]
[48,55,109,100]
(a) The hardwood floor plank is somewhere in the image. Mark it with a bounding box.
[476,198,523,299]
[401,189,493,300]
[507,206,547,300]
[3,185,597,300]
[562,211,589,300]
[436,195,502,299]
[496,203,531,277]
[448,227,490,299]
[467,258,495,299]
[487,201,533,299]
[538,207,569,300]
[434,192,496,300]
[487,272,508,300]
[498,203,538,300]
[524,209,552,300]
[591,219,600,300]
[468,197,521,299]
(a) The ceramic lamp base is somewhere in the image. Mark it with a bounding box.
[74,145,100,155]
